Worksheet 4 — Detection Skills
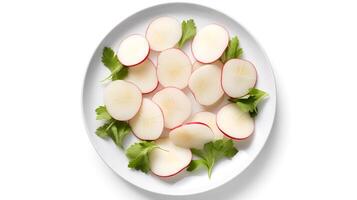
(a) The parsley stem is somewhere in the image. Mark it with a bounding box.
[105,120,115,131]
[208,158,215,178]
[101,65,123,82]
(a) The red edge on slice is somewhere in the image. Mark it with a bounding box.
[215,103,255,141]
[145,17,181,52]
[130,100,164,141]
[191,23,230,64]
[127,81,143,120]
[156,48,193,89]
[125,58,159,94]
[221,58,258,98]
[150,153,192,178]
[152,86,192,129]
[170,121,210,131]
[119,34,151,67]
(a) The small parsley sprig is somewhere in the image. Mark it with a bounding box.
[101,47,128,81]
[95,106,131,148]
[220,36,243,63]
[187,139,238,178]
[178,19,197,48]
[229,88,268,117]
[125,141,159,173]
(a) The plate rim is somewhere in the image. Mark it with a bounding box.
[81,2,277,196]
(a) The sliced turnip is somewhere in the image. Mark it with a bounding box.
[191,112,224,140]
[169,122,214,149]
[191,24,229,63]
[192,60,223,71]
[157,48,192,89]
[149,138,192,177]
[222,59,257,97]
[189,64,224,106]
[129,99,164,140]
[117,35,149,66]
[125,59,158,94]
[216,103,254,140]
[146,17,182,51]
[152,87,191,129]
[104,80,142,121]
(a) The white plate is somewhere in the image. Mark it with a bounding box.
[82,2,276,196]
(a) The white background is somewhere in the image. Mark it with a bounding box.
[0,0,356,199]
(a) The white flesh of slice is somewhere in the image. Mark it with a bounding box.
[117,35,149,66]
[216,103,254,140]
[191,112,224,140]
[125,59,158,93]
[104,80,142,121]
[149,138,192,177]
[188,64,224,106]
[222,59,257,97]
[129,99,164,140]
[191,24,229,63]
[152,87,191,129]
[192,60,223,71]
[157,48,192,89]
[169,122,214,149]
[146,17,182,51]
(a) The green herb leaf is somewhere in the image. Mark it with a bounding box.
[95,106,112,120]
[186,159,207,171]
[178,19,197,48]
[126,141,158,173]
[229,88,268,117]
[95,123,111,138]
[109,121,131,148]
[95,120,131,148]
[220,36,243,63]
[101,47,128,81]
[111,66,128,80]
[102,47,121,71]
[187,139,238,178]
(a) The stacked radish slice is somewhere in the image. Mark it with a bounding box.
[146,17,182,51]
[96,16,264,178]
[157,49,192,89]
[191,24,229,63]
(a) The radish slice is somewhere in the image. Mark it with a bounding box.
[222,59,257,97]
[191,24,229,63]
[189,64,224,106]
[193,60,223,71]
[125,59,158,94]
[152,87,191,129]
[146,17,182,51]
[104,80,142,121]
[149,138,192,177]
[191,112,224,140]
[129,99,164,140]
[157,48,192,89]
[169,122,214,149]
[216,103,254,140]
[117,35,149,66]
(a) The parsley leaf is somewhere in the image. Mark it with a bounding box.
[102,47,120,71]
[95,122,111,138]
[187,139,238,177]
[229,88,268,117]
[220,36,243,63]
[101,47,128,81]
[111,66,128,80]
[126,141,158,173]
[178,19,197,48]
[95,106,112,120]
[95,105,131,148]
[95,119,131,148]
